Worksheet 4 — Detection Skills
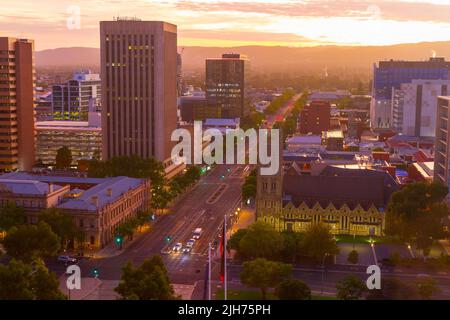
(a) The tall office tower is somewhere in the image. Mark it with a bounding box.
[392,79,450,137]
[52,70,101,121]
[206,53,248,119]
[371,57,450,129]
[434,96,450,201]
[0,37,35,172]
[100,19,177,162]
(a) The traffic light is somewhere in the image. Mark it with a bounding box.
[115,235,123,246]
[92,267,99,278]
[165,236,172,242]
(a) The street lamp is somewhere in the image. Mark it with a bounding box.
[321,253,329,295]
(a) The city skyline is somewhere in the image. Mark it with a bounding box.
[1,0,450,50]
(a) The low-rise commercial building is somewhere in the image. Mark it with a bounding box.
[0,172,151,249]
[35,113,102,167]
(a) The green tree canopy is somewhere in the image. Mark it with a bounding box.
[336,275,367,300]
[0,259,66,300]
[55,146,72,170]
[279,231,304,263]
[386,182,449,256]
[240,258,292,300]
[39,208,82,249]
[367,278,419,300]
[347,250,359,265]
[302,223,339,262]
[275,279,311,300]
[416,276,440,300]
[2,221,60,262]
[0,202,26,232]
[237,221,284,260]
[115,255,176,300]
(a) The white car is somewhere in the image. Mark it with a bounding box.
[57,255,77,264]
[172,243,183,252]
[186,239,196,248]
[182,247,192,254]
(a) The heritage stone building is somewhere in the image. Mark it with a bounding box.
[256,163,398,236]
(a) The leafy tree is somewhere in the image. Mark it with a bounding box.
[386,182,448,257]
[275,279,311,300]
[115,255,177,300]
[0,202,26,232]
[347,250,359,265]
[242,169,257,201]
[228,229,248,252]
[302,223,339,262]
[116,218,139,241]
[30,261,66,300]
[416,276,440,300]
[184,166,201,184]
[0,259,66,300]
[0,259,33,299]
[240,258,292,300]
[2,221,60,262]
[55,146,72,170]
[367,278,419,300]
[264,90,296,115]
[279,231,304,263]
[336,275,367,300]
[39,208,81,249]
[238,221,284,260]
[242,183,256,201]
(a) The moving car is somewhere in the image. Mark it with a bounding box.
[57,255,77,264]
[186,239,196,248]
[193,228,203,240]
[172,243,183,252]
[182,247,192,254]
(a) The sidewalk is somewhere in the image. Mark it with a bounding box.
[93,226,152,259]
[59,276,102,300]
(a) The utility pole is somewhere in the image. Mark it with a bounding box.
[224,214,227,301]
[208,242,212,300]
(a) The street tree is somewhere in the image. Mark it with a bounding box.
[115,255,177,300]
[301,223,339,262]
[275,279,311,300]
[238,221,284,260]
[0,259,66,300]
[416,276,440,300]
[228,229,248,252]
[386,182,448,257]
[279,231,304,263]
[55,146,72,170]
[367,278,419,300]
[347,250,359,265]
[0,202,26,232]
[2,221,60,262]
[39,208,82,250]
[336,275,367,300]
[240,258,292,300]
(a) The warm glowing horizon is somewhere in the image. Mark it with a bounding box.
[1,0,450,51]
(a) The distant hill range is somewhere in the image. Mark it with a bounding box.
[36,41,450,72]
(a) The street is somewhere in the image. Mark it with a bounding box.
[50,164,246,297]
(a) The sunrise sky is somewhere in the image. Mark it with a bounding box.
[1,0,450,50]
